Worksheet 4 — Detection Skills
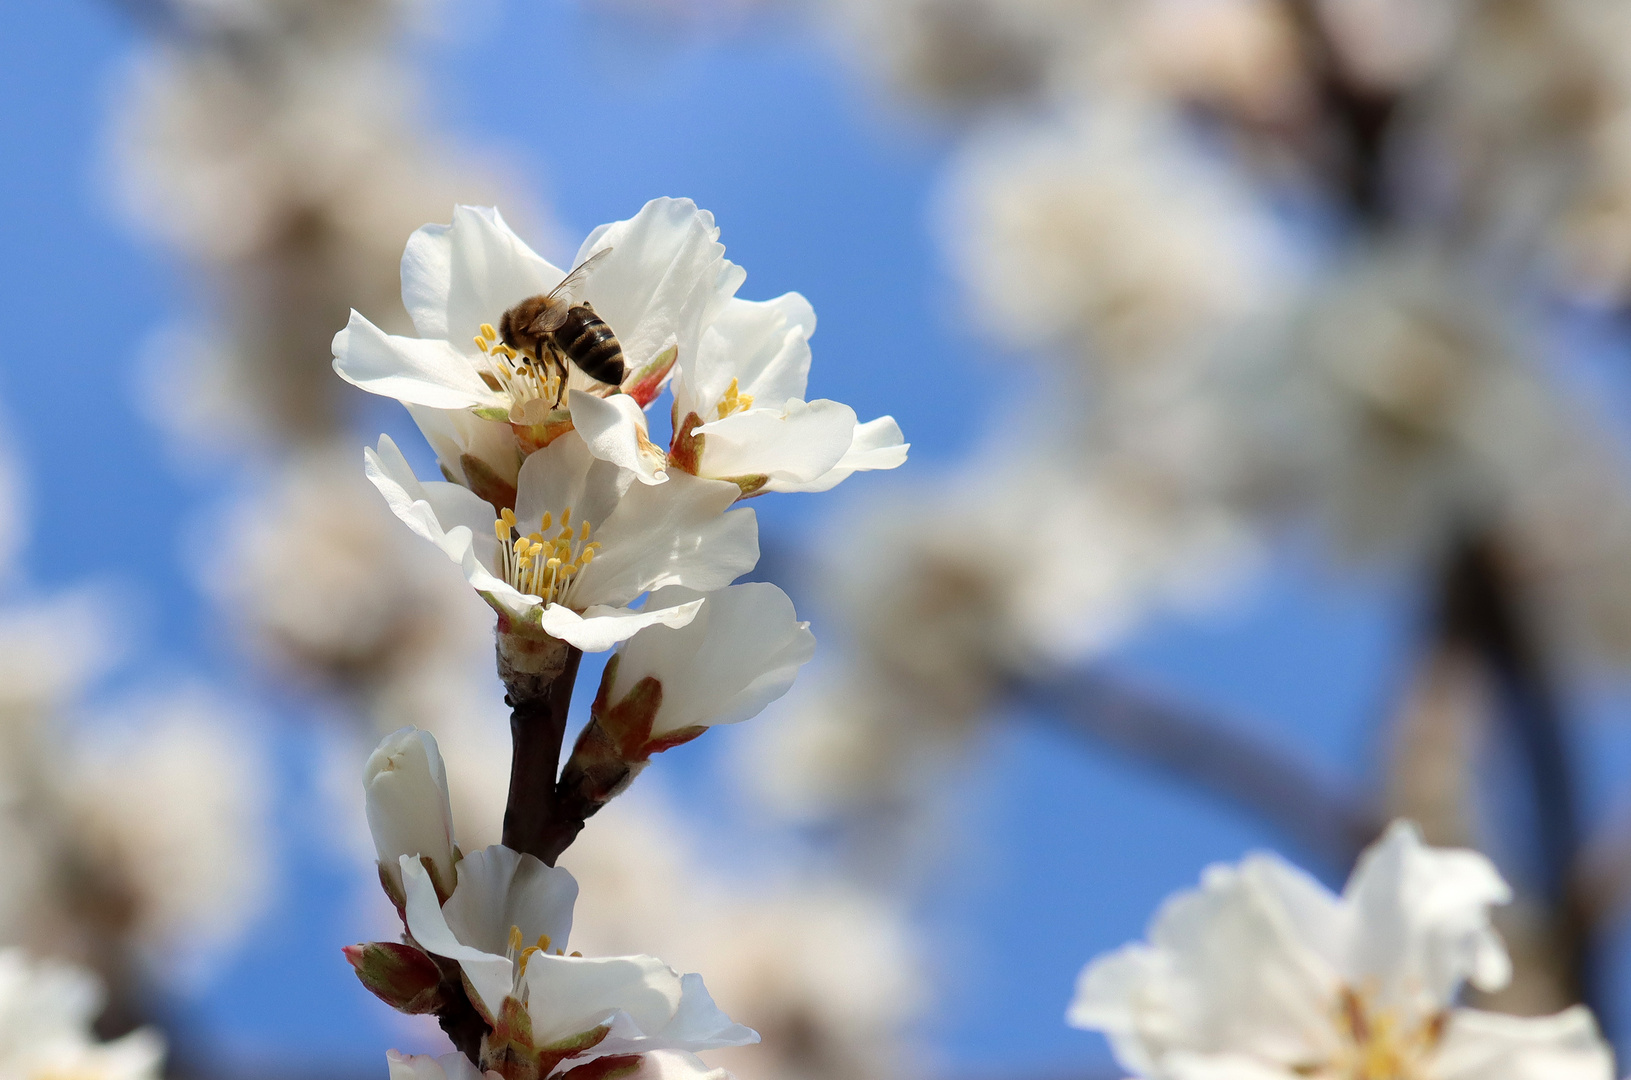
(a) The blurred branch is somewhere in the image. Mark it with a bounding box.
[1425,530,1594,1017]
[1281,0,1400,219]
[1015,671,1379,874]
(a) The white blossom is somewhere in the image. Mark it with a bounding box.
[387,1048,731,1080]
[400,850,756,1071]
[1069,821,1613,1080]
[364,429,758,651]
[333,200,737,422]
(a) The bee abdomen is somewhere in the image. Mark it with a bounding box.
[556,305,625,385]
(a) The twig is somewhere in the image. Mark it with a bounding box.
[500,644,586,866]
[1015,671,1379,874]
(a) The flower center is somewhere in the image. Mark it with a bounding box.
[492,505,600,606]
[475,323,562,411]
[714,376,754,420]
[1332,987,1442,1080]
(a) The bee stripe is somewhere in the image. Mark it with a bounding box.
[557,307,625,384]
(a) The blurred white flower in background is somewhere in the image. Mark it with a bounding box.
[943,102,1287,374]
[0,949,164,1080]
[559,788,926,1080]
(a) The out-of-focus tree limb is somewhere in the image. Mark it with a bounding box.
[1015,671,1380,875]
[1430,531,1594,1018]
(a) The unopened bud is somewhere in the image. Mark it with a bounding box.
[345,942,446,1015]
[364,727,459,903]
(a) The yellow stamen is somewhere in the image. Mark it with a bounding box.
[560,506,572,527]
[508,926,523,954]
[540,511,552,531]
[480,323,498,341]
[474,336,490,353]
[501,508,517,530]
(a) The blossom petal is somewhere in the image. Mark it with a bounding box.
[1070,852,1343,1074]
[400,855,514,1020]
[513,430,631,538]
[443,205,566,351]
[438,845,578,959]
[365,436,537,619]
[571,472,758,611]
[1431,1006,1613,1080]
[678,293,816,419]
[574,198,746,376]
[536,598,705,653]
[570,390,669,485]
[1342,820,1512,1012]
[522,954,758,1061]
[406,404,524,491]
[334,310,508,412]
[401,220,454,340]
[764,415,908,494]
[617,1052,735,1080]
[386,1050,499,1080]
[610,584,816,738]
[695,399,856,486]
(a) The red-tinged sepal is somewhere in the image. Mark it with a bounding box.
[344,941,446,1014]
[624,344,677,408]
[668,411,704,475]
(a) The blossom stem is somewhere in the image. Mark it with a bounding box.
[500,644,586,866]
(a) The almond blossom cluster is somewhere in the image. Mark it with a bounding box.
[337,200,905,1075]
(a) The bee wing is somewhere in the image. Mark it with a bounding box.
[543,247,613,308]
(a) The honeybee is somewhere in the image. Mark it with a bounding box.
[499,248,625,395]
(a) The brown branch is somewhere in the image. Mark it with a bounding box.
[1431,531,1595,1014]
[500,644,586,866]
[1015,671,1380,874]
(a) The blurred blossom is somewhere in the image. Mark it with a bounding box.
[0,949,164,1080]
[199,445,478,686]
[559,788,926,1080]
[738,450,1255,822]
[942,102,1288,375]
[110,7,518,447]
[66,687,271,981]
[1279,244,1524,559]
[0,590,271,1015]
[1316,0,1468,92]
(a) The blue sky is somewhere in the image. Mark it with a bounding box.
[6,1,1631,1075]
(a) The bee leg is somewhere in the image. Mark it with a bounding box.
[553,351,569,408]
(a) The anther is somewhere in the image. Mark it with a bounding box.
[474,336,490,353]
[481,324,498,340]
[540,511,552,531]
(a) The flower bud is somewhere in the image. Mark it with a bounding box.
[604,583,815,743]
[344,941,446,1014]
[364,726,458,903]
[559,584,815,811]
